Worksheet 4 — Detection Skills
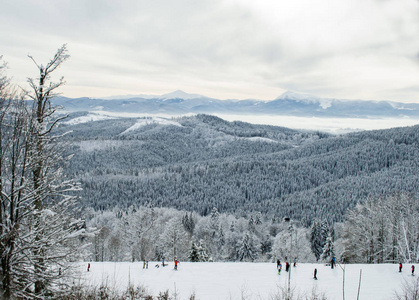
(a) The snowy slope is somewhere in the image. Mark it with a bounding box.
[64,113,117,125]
[120,117,182,135]
[79,262,417,300]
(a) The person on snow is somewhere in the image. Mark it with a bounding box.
[87,263,90,272]
[331,257,336,269]
[276,259,280,269]
[278,262,282,275]
[399,263,403,272]
[313,268,318,280]
[174,258,179,270]
[293,258,297,267]
[412,265,415,276]
[285,262,290,272]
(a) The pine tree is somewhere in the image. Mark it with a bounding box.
[189,241,200,262]
[237,232,257,261]
[321,233,335,262]
[311,219,328,261]
[197,240,210,262]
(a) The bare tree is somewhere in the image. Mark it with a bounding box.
[0,45,84,299]
[23,44,84,299]
[0,57,33,299]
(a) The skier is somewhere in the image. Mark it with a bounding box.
[87,263,90,272]
[285,262,290,272]
[412,265,415,276]
[293,258,296,267]
[313,268,318,280]
[143,260,146,269]
[399,263,403,272]
[276,259,280,269]
[174,258,179,270]
[331,257,336,269]
[278,262,282,275]
[162,257,166,267]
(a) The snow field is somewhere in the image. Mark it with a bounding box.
[79,262,417,300]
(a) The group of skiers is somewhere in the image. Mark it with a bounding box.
[85,259,416,277]
[276,258,296,275]
[150,258,180,270]
[275,258,416,279]
[85,257,181,273]
[276,257,319,280]
[399,263,415,276]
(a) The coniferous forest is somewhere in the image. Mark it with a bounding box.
[60,113,419,225]
[57,114,419,267]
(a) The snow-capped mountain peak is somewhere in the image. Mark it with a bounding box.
[159,90,205,100]
[276,91,319,101]
[276,91,334,109]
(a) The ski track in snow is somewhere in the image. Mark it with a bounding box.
[79,262,417,300]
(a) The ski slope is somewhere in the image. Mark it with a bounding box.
[79,262,417,300]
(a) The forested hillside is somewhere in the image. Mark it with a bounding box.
[60,114,419,224]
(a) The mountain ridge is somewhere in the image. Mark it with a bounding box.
[54,91,419,119]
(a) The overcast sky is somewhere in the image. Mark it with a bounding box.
[1,0,418,102]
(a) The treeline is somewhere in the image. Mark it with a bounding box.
[60,114,419,224]
[83,193,419,264]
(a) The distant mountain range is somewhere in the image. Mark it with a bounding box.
[53,90,419,118]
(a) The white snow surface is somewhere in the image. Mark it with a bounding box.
[120,117,182,134]
[79,262,417,300]
[65,113,116,125]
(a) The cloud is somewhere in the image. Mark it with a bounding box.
[1,0,418,102]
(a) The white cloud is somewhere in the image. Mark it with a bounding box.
[1,0,418,102]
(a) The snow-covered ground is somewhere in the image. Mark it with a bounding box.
[79,262,417,300]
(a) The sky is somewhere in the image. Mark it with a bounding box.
[1,0,419,102]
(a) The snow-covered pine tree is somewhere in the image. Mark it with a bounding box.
[237,232,258,261]
[189,241,200,262]
[260,234,272,256]
[320,233,335,262]
[209,207,220,237]
[310,219,329,261]
[197,239,210,262]
[182,212,195,235]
